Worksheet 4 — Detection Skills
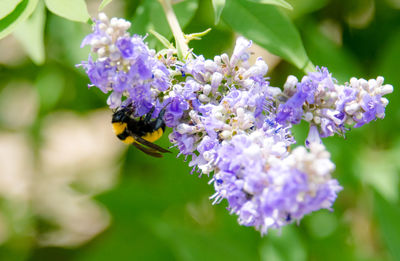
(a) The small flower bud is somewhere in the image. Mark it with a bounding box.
[304,112,313,122]
[203,84,212,96]
[344,103,360,115]
[283,75,298,97]
[378,84,393,96]
[199,94,210,103]
[98,13,108,23]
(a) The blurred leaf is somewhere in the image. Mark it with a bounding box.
[36,68,64,112]
[47,14,92,67]
[131,0,198,49]
[98,0,112,11]
[0,0,39,40]
[148,219,259,261]
[222,0,314,72]
[301,19,362,82]
[305,211,338,239]
[212,0,225,25]
[259,227,307,261]
[356,149,399,203]
[0,0,23,19]
[13,1,45,65]
[149,29,174,49]
[374,192,400,261]
[248,0,293,10]
[285,0,329,18]
[44,0,89,23]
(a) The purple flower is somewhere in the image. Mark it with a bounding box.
[276,92,306,124]
[169,131,196,156]
[116,37,135,58]
[163,97,189,127]
[230,37,252,67]
[78,56,114,93]
[354,94,385,127]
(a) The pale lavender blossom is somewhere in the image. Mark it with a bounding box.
[78,13,170,114]
[277,67,393,142]
[78,14,393,235]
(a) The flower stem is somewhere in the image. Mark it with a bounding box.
[158,0,190,60]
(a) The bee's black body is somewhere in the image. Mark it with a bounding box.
[112,106,170,157]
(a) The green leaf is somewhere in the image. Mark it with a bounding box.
[131,0,198,49]
[374,192,400,261]
[36,68,65,111]
[44,0,89,23]
[0,0,39,40]
[98,0,112,11]
[301,19,362,82]
[149,29,174,49]
[248,0,293,10]
[0,0,23,19]
[222,0,314,72]
[13,1,45,65]
[212,0,225,25]
[284,0,329,19]
[259,227,307,261]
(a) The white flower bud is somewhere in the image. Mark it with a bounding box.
[220,130,231,140]
[359,79,368,91]
[242,58,268,78]
[344,103,360,115]
[214,111,224,121]
[203,151,214,162]
[110,17,118,27]
[199,94,210,103]
[284,75,298,96]
[204,60,217,71]
[350,77,358,87]
[313,116,321,124]
[172,84,183,94]
[91,39,101,48]
[368,78,377,92]
[203,84,212,96]
[98,13,108,23]
[214,55,222,64]
[304,112,313,122]
[378,84,393,96]
[211,72,223,89]
[221,53,230,65]
[97,47,106,57]
[98,23,107,31]
[105,27,114,36]
[101,36,111,45]
[177,123,194,134]
[376,76,384,86]
[381,97,389,106]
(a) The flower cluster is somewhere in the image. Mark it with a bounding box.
[276,68,393,144]
[78,13,170,116]
[212,136,341,233]
[79,14,393,234]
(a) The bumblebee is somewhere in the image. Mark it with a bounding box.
[112,105,170,157]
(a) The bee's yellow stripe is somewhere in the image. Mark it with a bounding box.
[142,128,163,142]
[112,122,127,135]
[122,136,135,144]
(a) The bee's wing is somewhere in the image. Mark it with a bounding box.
[132,142,163,158]
[131,134,171,154]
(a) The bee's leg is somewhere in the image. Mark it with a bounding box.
[144,107,155,124]
[154,108,166,130]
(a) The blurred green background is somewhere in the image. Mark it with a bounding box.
[0,0,399,260]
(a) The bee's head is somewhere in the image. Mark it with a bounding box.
[112,106,134,123]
